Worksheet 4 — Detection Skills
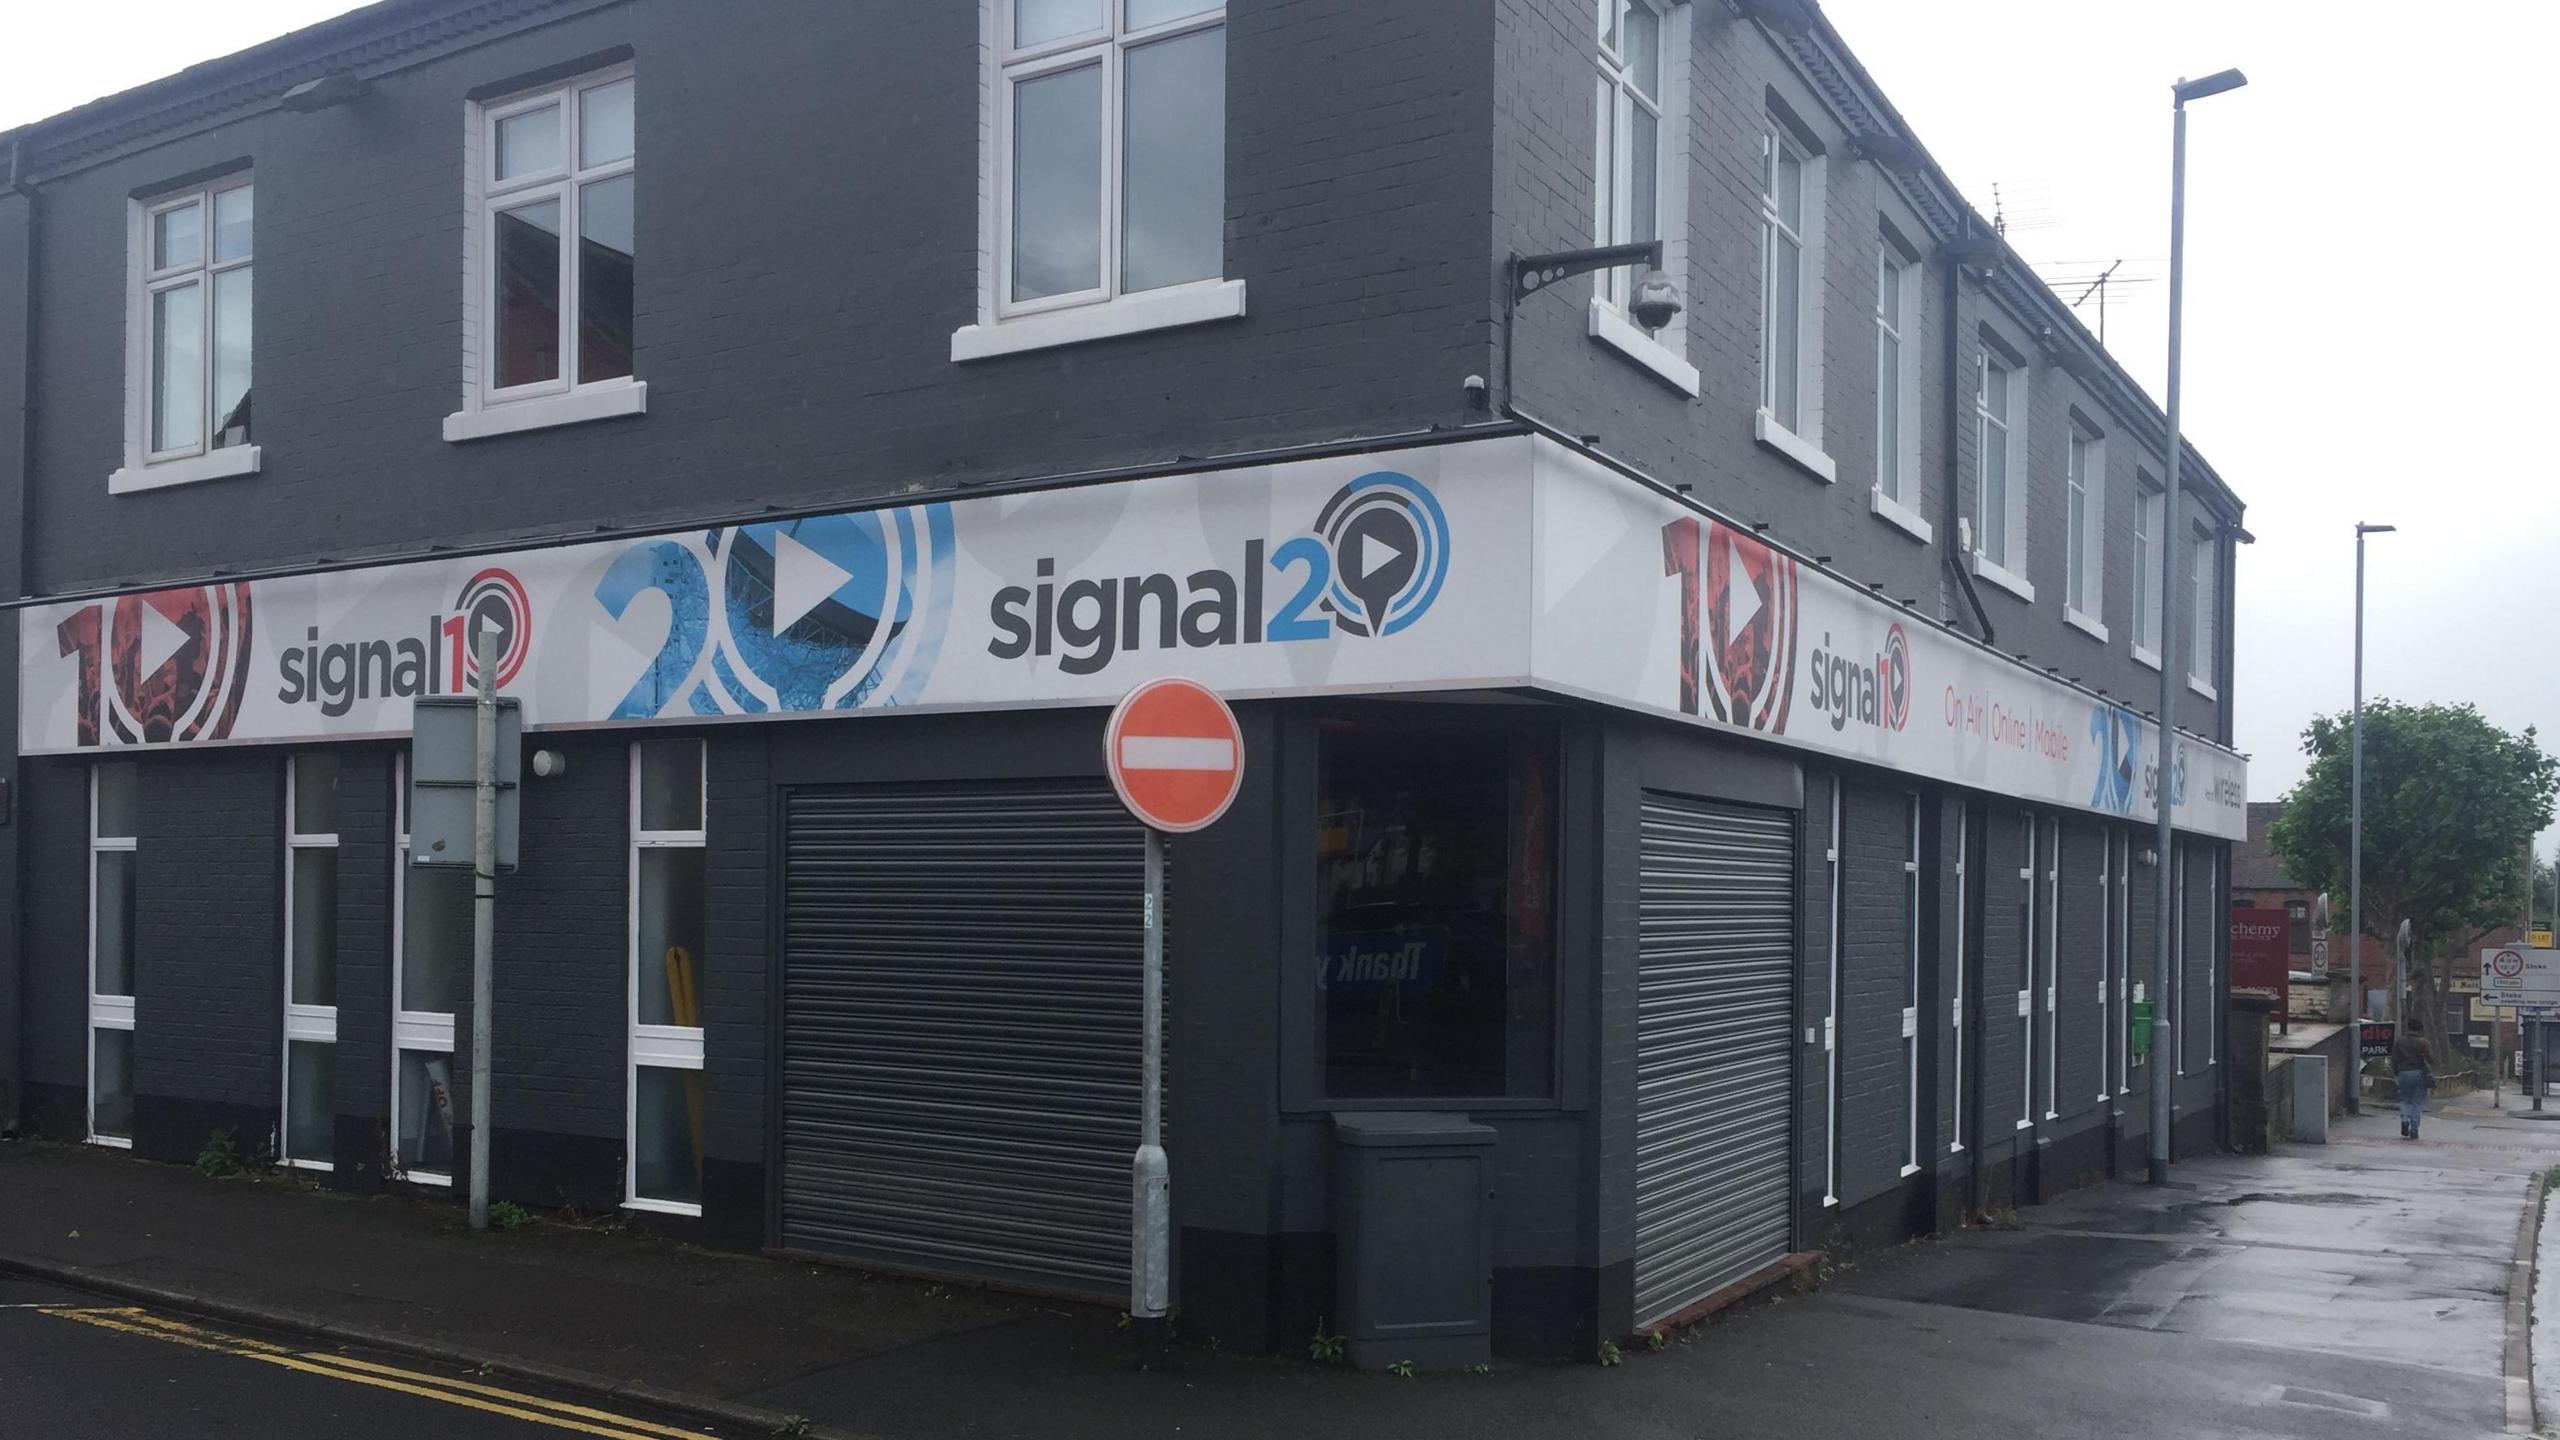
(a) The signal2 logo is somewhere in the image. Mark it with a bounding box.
[987,471,1451,675]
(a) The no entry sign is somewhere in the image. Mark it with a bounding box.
[1106,678,1244,833]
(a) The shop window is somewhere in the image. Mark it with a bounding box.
[629,739,705,1212]
[90,762,139,1145]
[281,752,339,1169]
[1315,717,1556,1100]
[2015,814,2033,1130]
[393,753,467,1183]
[1899,794,1920,1175]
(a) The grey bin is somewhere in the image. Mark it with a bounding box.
[1328,1111,1496,1372]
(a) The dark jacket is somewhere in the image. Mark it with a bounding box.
[2392,1033,2434,1076]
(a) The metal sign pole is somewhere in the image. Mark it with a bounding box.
[1131,825,1171,1366]
[468,630,498,1232]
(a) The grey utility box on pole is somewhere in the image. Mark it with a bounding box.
[410,696,522,871]
[1329,1112,1495,1372]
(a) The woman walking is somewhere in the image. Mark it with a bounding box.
[2392,1027,2435,1140]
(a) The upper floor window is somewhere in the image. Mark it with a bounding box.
[1587,0,1695,394]
[113,176,257,494]
[2132,477,2165,662]
[445,66,645,443]
[2189,522,2219,695]
[1969,342,2029,597]
[2064,422,2106,633]
[1759,129,1808,430]
[1872,231,1923,532]
[955,1,1239,360]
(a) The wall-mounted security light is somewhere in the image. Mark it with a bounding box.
[281,72,371,113]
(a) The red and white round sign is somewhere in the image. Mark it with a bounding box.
[1105,678,1244,833]
[2492,949,2527,980]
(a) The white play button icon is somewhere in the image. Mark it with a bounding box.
[1353,530,1405,582]
[771,530,855,632]
[1725,560,1761,637]
[135,601,194,680]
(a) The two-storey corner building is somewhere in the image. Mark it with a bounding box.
[0,0,2248,1358]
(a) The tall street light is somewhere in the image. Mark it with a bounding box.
[2150,67,2246,1186]
[2351,521,2394,1042]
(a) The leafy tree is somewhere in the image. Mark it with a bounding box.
[2269,701,2559,1068]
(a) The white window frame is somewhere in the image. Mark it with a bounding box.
[2116,831,2133,1093]
[1900,793,1921,1177]
[1587,0,1697,395]
[2064,421,2107,639]
[2016,814,2033,1131]
[1871,230,1926,538]
[392,753,458,1186]
[446,64,646,443]
[113,175,261,494]
[1822,778,1842,1206]
[2173,839,2189,1074]
[1949,807,1967,1154]
[2042,817,2060,1121]
[88,764,138,1149]
[2095,833,2113,1104]
[628,740,707,1216]
[280,755,339,1172]
[2188,522,2219,699]
[1755,119,1832,481]
[955,0,1242,362]
[1968,342,2031,599]
[2132,476,2165,666]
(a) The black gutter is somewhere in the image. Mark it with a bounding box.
[3,135,31,1139]
[0,419,1533,611]
[7,137,33,604]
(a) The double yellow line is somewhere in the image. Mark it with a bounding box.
[40,1306,723,1440]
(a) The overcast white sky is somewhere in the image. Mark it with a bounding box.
[8,3,2558,863]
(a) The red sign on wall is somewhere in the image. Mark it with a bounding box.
[2230,907,2292,1000]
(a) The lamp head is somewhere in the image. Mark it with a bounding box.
[2173,69,2249,105]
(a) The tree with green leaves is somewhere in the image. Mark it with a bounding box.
[2268,701,2559,1070]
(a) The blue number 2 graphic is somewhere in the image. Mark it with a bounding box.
[594,541,710,720]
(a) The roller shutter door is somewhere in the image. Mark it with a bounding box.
[1633,793,1798,1328]
[781,780,1150,1300]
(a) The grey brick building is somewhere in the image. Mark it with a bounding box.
[0,0,2246,1359]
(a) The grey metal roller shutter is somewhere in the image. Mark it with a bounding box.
[781,780,1151,1300]
[1633,792,1798,1328]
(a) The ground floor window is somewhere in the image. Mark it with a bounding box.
[393,754,466,1183]
[629,739,706,1212]
[1315,715,1557,1100]
[90,761,139,1146]
[281,752,340,1168]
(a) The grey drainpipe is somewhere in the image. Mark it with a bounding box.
[4,134,31,1138]
[1942,221,1994,644]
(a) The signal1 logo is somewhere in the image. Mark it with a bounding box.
[276,568,531,717]
[987,471,1450,674]
[1808,622,1910,733]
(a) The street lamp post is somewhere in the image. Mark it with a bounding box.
[2350,520,2394,1112]
[2150,68,2246,1186]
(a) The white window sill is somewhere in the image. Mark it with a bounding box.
[1588,299,1699,396]
[1753,408,1837,484]
[1948,1142,1965,1155]
[1821,1194,1838,1208]
[399,1170,453,1188]
[444,378,648,443]
[1870,486,1932,543]
[1968,551,2036,603]
[622,1197,704,1218]
[2014,1118,2034,1131]
[951,278,1246,362]
[2188,675,2218,701]
[110,444,261,495]
[1898,1163,1922,1178]
[282,1157,335,1174]
[2065,608,2109,643]
[2133,644,2162,672]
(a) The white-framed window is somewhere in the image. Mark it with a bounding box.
[2116,830,2135,1091]
[2095,832,2113,1104]
[1760,128,1808,427]
[2173,840,2189,1073]
[281,753,339,1171]
[1872,231,1924,533]
[393,754,466,1184]
[1900,793,1922,1176]
[2041,817,2059,1121]
[1970,344,2030,596]
[1588,0,1696,394]
[89,762,139,1147]
[2064,422,2107,634]
[113,175,257,494]
[2189,523,2219,696]
[629,738,707,1214]
[1822,778,1842,1206]
[1949,806,1968,1155]
[446,65,644,443]
[2133,477,2166,662]
[2015,814,2033,1130]
[954,0,1237,362]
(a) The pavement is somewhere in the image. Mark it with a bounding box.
[0,1088,2552,1440]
